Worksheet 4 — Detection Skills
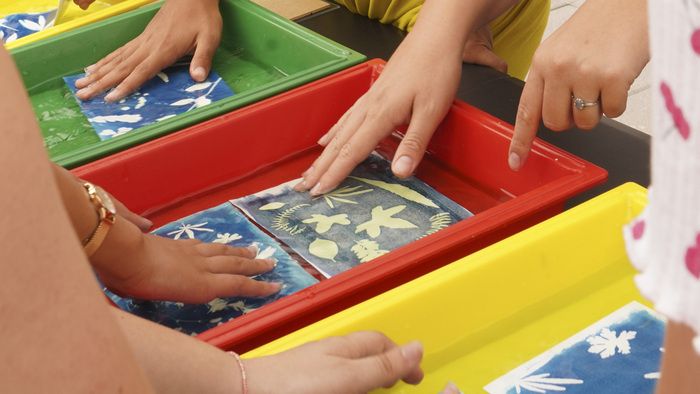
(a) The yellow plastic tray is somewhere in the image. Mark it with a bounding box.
[246,183,649,393]
[2,0,154,50]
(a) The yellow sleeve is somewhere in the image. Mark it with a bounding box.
[335,0,550,80]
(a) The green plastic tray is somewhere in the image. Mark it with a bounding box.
[12,0,365,168]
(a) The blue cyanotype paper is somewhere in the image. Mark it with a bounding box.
[233,154,473,277]
[0,10,56,44]
[485,302,666,394]
[106,202,318,336]
[64,63,234,140]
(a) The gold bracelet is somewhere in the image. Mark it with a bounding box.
[228,351,249,394]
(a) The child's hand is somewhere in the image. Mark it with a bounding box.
[74,0,222,102]
[92,218,280,303]
[245,331,424,393]
[462,25,507,74]
[295,30,463,196]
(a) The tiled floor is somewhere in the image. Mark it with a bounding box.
[546,1,651,134]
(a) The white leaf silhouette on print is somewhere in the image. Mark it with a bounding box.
[514,372,583,393]
[586,328,637,359]
[99,127,132,139]
[19,15,47,32]
[5,33,17,43]
[644,347,664,380]
[302,213,351,234]
[171,98,196,106]
[193,96,212,108]
[166,222,214,240]
[355,205,417,238]
[157,72,169,83]
[351,239,389,263]
[185,81,213,92]
[212,232,242,244]
[256,246,276,260]
[89,114,142,123]
[207,298,229,313]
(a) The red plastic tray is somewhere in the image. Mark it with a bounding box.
[73,59,607,353]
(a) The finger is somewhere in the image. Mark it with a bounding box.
[296,104,370,193]
[190,33,220,82]
[75,53,146,101]
[541,78,573,132]
[509,74,545,171]
[209,275,281,298]
[310,112,395,195]
[113,198,153,231]
[571,87,602,130]
[207,256,276,276]
[75,46,130,89]
[194,242,257,258]
[463,44,508,74]
[317,103,356,148]
[107,49,183,102]
[391,101,447,178]
[600,79,629,118]
[351,340,424,391]
[327,331,397,359]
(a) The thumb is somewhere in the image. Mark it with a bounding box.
[353,341,424,391]
[463,44,508,74]
[190,35,219,82]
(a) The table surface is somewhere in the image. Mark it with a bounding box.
[299,6,651,207]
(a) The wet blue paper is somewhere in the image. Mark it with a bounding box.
[0,10,56,44]
[64,63,234,141]
[485,302,666,394]
[106,202,318,336]
[233,155,472,277]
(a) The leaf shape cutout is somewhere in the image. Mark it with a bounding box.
[351,239,389,263]
[259,202,286,211]
[355,205,417,238]
[256,246,276,260]
[302,214,350,234]
[349,177,439,208]
[171,98,196,106]
[309,238,338,261]
[185,81,213,92]
[19,19,42,32]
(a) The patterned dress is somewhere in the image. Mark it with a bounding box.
[624,0,700,352]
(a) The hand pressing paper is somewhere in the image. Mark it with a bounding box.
[64,62,234,141]
[233,154,473,277]
[105,203,317,336]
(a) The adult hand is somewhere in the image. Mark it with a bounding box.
[74,0,222,102]
[92,219,280,303]
[246,331,424,393]
[296,30,463,196]
[508,0,649,171]
[462,25,508,74]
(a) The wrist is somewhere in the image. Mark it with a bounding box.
[90,214,146,283]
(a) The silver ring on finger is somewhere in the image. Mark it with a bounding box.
[571,95,600,111]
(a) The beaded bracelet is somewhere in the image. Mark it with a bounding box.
[228,351,249,394]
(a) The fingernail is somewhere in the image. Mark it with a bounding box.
[270,282,283,291]
[508,152,522,171]
[293,179,307,192]
[266,258,278,268]
[318,134,330,146]
[444,382,464,394]
[192,66,207,81]
[247,244,259,255]
[400,341,423,361]
[393,156,414,177]
[302,166,314,177]
[310,183,324,196]
[104,89,121,103]
[85,64,96,74]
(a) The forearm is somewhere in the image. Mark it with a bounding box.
[0,47,152,392]
[656,321,700,394]
[112,308,243,394]
[410,0,518,54]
